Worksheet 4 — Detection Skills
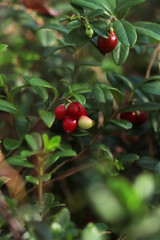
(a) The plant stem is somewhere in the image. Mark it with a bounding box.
[37,156,44,206]
[145,43,160,79]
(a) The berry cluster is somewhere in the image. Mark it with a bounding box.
[120,111,148,125]
[54,102,94,134]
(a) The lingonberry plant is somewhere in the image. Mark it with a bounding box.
[0,0,160,239]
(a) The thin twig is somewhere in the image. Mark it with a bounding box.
[145,43,160,79]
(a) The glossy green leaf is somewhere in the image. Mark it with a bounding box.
[25,132,42,151]
[134,22,160,41]
[91,21,109,38]
[26,77,58,100]
[114,20,137,47]
[70,83,91,94]
[43,193,54,215]
[108,87,124,106]
[72,93,86,105]
[39,109,55,128]
[27,77,54,89]
[112,41,130,65]
[43,45,74,58]
[15,116,30,139]
[3,138,22,151]
[109,119,133,129]
[70,0,113,16]
[65,26,88,44]
[40,23,69,33]
[141,81,160,95]
[93,83,113,119]
[47,136,61,152]
[114,73,134,90]
[26,176,39,185]
[116,0,146,13]
[87,9,104,20]
[7,155,34,168]
[0,100,24,115]
[33,86,49,103]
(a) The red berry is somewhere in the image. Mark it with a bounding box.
[120,111,137,124]
[135,111,148,124]
[62,117,78,134]
[120,111,148,125]
[67,102,86,119]
[97,31,118,54]
[54,105,66,120]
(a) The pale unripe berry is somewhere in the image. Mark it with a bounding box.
[78,116,94,130]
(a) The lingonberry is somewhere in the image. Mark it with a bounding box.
[54,105,66,120]
[120,111,148,125]
[97,28,118,54]
[135,111,148,124]
[62,117,78,134]
[78,116,94,130]
[67,102,87,119]
[120,111,137,124]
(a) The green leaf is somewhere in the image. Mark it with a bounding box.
[47,136,61,152]
[26,176,39,185]
[87,9,105,20]
[40,174,51,182]
[108,177,145,215]
[116,0,146,13]
[70,83,91,94]
[0,100,24,115]
[0,44,8,51]
[91,21,109,38]
[33,86,49,103]
[114,73,134,90]
[3,138,22,151]
[118,153,139,166]
[27,77,54,89]
[26,77,58,100]
[141,81,160,96]
[43,45,74,58]
[120,102,160,112]
[93,83,113,119]
[67,20,82,29]
[39,109,55,128]
[53,208,70,229]
[134,22,160,41]
[82,223,103,240]
[72,93,86,105]
[15,117,30,139]
[7,155,34,168]
[113,20,137,47]
[42,193,54,215]
[108,87,123,106]
[65,26,88,44]
[40,23,69,33]
[25,132,42,151]
[109,119,133,129]
[112,41,130,65]
[70,0,113,16]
